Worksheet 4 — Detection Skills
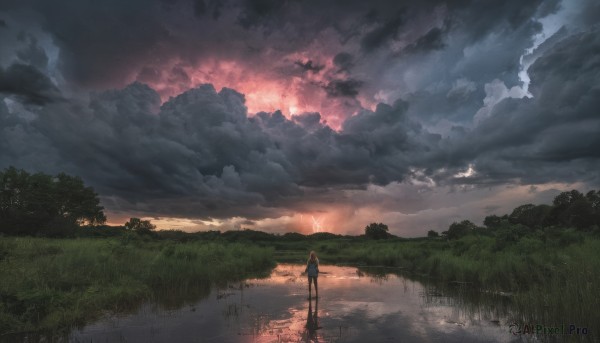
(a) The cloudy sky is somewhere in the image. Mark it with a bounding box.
[1,0,599,235]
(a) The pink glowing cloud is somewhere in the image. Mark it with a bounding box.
[135,50,374,129]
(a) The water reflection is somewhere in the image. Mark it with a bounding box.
[303,298,324,342]
[70,264,514,342]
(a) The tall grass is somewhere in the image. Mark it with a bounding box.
[511,239,600,332]
[1,233,598,338]
[273,235,600,336]
[0,237,274,335]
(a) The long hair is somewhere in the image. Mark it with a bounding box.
[308,251,317,263]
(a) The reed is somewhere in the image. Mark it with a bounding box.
[273,234,600,335]
[0,237,274,335]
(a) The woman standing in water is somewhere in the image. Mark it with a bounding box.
[305,251,319,298]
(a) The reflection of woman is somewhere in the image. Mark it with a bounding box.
[305,251,319,299]
[305,298,319,341]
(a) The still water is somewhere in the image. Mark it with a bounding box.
[71,264,514,342]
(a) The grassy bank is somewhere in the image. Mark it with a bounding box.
[1,231,598,338]
[271,234,600,335]
[0,236,274,336]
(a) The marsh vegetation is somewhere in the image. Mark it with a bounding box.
[1,168,599,339]
[0,237,274,336]
[1,231,598,339]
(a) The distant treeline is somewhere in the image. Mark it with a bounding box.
[80,225,363,242]
[432,189,600,242]
[1,166,599,240]
[87,188,600,244]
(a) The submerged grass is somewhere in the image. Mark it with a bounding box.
[0,236,274,336]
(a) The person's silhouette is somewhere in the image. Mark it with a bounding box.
[305,251,319,299]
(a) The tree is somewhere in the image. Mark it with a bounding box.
[125,217,156,234]
[54,173,106,225]
[442,220,477,240]
[365,223,390,239]
[427,230,439,238]
[553,190,585,208]
[560,199,596,229]
[509,204,551,228]
[0,167,106,236]
[586,190,600,209]
[483,214,508,229]
[549,189,599,229]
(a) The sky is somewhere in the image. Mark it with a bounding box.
[0,0,599,236]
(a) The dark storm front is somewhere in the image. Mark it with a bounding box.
[71,265,511,342]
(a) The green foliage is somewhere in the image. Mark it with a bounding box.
[512,239,600,330]
[221,229,277,242]
[509,204,551,228]
[308,232,344,240]
[282,232,305,241]
[124,218,156,235]
[0,167,106,237]
[427,230,439,238]
[364,222,390,239]
[77,225,128,238]
[553,189,585,207]
[547,189,600,229]
[442,220,477,240]
[0,237,274,334]
[1,185,600,336]
[483,214,507,228]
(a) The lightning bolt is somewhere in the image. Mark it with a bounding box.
[311,216,324,233]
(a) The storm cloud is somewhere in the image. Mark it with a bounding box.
[0,0,599,234]
[0,63,61,105]
[1,81,436,219]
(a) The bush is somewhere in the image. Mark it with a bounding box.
[365,223,391,239]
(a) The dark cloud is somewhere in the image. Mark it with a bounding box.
[0,18,6,28]
[429,29,600,185]
[535,0,561,17]
[0,80,436,219]
[403,27,446,54]
[360,9,406,52]
[193,0,207,17]
[237,0,285,29]
[0,0,598,229]
[332,52,354,72]
[0,0,556,108]
[294,60,324,74]
[400,18,544,126]
[193,0,224,19]
[2,0,172,88]
[291,112,322,131]
[136,66,163,84]
[575,1,600,28]
[446,0,547,43]
[16,34,48,69]
[324,79,363,98]
[445,78,477,103]
[0,63,61,105]
[521,26,568,68]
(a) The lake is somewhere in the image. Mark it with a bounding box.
[70,264,515,342]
